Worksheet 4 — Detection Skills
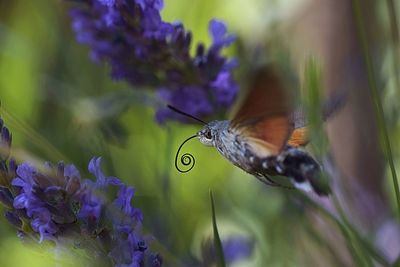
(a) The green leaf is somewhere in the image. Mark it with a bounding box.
[209,189,226,267]
[352,0,400,217]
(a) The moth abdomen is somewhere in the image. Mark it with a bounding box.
[277,147,329,195]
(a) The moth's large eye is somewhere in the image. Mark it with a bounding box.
[198,128,214,146]
[204,129,212,140]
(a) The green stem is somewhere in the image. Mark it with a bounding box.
[386,0,399,46]
[331,196,375,267]
[332,196,390,266]
[352,0,400,217]
[386,0,400,99]
[209,190,226,267]
[298,192,390,266]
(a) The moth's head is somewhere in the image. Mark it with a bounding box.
[197,121,221,146]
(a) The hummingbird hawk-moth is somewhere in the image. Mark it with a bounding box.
[170,66,342,196]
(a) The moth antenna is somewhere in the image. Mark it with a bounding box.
[167,105,207,125]
[175,134,198,173]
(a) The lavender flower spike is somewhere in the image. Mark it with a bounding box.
[8,158,161,265]
[66,0,239,123]
[0,121,162,267]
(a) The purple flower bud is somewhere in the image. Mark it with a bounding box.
[1,127,11,146]
[5,211,22,228]
[0,121,12,161]
[8,158,17,175]
[149,253,163,267]
[0,187,14,208]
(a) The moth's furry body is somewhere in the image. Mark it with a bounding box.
[198,120,323,193]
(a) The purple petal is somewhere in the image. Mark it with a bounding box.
[97,0,115,6]
[223,236,255,264]
[16,163,36,181]
[64,164,81,179]
[209,19,227,43]
[13,194,28,209]
[11,177,27,187]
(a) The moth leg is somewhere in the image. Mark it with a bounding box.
[261,174,295,190]
[259,175,279,186]
[263,175,280,186]
[253,174,283,187]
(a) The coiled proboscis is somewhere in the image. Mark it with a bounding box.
[175,135,197,173]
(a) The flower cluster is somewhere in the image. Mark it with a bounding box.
[0,119,161,267]
[67,0,238,123]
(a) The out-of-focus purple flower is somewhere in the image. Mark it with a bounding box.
[210,71,239,106]
[155,86,213,123]
[201,235,255,266]
[66,0,238,123]
[222,236,255,264]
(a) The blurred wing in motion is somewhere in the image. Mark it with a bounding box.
[231,66,294,156]
[285,92,347,148]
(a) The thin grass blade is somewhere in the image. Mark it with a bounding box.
[209,189,226,267]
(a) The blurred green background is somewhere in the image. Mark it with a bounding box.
[1,0,400,266]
